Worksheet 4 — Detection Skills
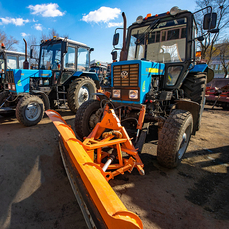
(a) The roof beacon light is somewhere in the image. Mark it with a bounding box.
[1,43,5,49]
[136,15,143,24]
[145,13,152,20]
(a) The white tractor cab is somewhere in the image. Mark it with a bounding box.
[0,43,26,91]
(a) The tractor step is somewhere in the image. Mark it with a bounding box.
[56,85,68,109]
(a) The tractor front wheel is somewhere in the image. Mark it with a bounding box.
[157,109,193,168]
[16,95,44,126]
[67,77,96,113]
[74,99,102,140]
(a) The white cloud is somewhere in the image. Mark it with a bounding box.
[34,23,42,31]
[82,7,121,23]
[28,3,65,17]
[107,22,123,28]
[0,17,29,26]
[21,32,30,37]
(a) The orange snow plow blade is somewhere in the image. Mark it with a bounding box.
[46,109,143,229]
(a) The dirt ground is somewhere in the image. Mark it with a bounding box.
[0,104,229,229]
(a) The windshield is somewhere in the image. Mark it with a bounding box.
[77,47,89,71]
[7,55,17,69]
[39,43,61,70]
[127,18,187,63]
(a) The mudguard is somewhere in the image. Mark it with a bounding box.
[46,109,143,229]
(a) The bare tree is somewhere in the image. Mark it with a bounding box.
[212,39,229,77]
[195,0,229,63]
[41,28,59,41]
[0,30,18,50]
[41,28,68,40]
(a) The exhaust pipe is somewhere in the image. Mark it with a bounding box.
[120,12,128,61]
[23,38,29,69]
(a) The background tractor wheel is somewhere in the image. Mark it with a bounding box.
[16,95,44,126]
[74,99,101,140]
[157,109,193,168]
[181,72,207,130]
[67,77,96,113]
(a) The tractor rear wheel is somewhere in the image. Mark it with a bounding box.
[74,99,102,140]
[67,77,96,113]
[16,95,44,126]
[157,109,193,168]
[181,72,207,130]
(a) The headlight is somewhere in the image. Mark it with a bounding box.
[113,89,121,98]
[11,84,16,90]
[136,16,143,24]
[129,90,138,99]
[170,6,180,16]
[8,84,11,90]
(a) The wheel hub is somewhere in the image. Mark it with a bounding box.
[78,86,89,106]
[89,109,103,129]
[178,130,190,160]
[25,103,41,121]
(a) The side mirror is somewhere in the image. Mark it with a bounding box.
[90,48,94,52]
[30,49,33,58]
[62,41,68,53]
[203,12,217,30]
[113,33,119,46]
[111,51,117,61]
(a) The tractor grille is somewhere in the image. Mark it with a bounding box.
[113,64,139,87]
[6,71,15,83]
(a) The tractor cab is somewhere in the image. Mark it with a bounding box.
[0,46,26,91]
[34,37,93,86]
[112,7,218,95]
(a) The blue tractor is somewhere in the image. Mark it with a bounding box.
[0,37,99,126]
[0,43,26,92]
[74,6,218,168]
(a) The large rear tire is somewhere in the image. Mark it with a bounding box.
[67,77,96,113]
[16,95,44,126]
[74,100,102,140]
[157,109,193,168]
[181,72,207,130]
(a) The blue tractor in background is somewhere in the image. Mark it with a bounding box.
[0,37,99,126]
[74,6,218,168]
[0,43,26,92]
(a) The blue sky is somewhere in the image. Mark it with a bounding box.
[0,0,197,63]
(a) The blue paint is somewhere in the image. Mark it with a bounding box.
[111,60,165,104]
[73,71,99,82]
[8,69,52,94]
[190,64,208,73]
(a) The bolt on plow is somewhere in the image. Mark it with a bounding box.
[46,109,144,229]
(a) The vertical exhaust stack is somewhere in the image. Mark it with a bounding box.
[120,12,128,61]
[23,38,29,69]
